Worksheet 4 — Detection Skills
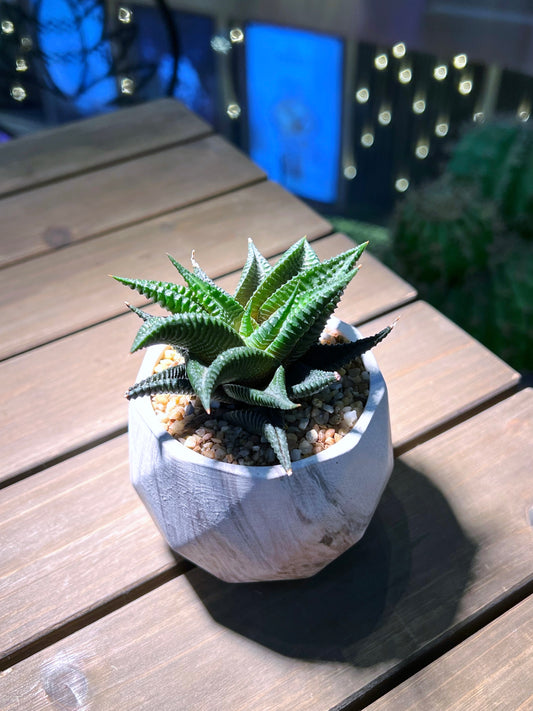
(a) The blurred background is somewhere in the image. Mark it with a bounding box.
[1,0,531,373]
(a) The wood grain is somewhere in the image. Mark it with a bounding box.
[0,182,331,360]
[0,134,264,267]
[359,300,520,451]
[0,98,210,197]
[367,595,533,711]
[0,435,179,662]
[1,390,531,710]
[0,300,517,485]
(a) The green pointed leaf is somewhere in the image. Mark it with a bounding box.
[130,312,244,361]
[126,303,152,321]
[190,250,219,287]
[265,267,359,363]
[238,301,259,338]
[259,245,366,320]
[224,408,292,472]
[234,238,273,306]
[288,366,340,399]
[186,347,277,411]
[303,325,393,370]
[223,365,299,410]
[245,280,300,350]
[114,276,205,315]
[125,363,193,400]
[302,238,321,269]
[168,253,244,326]
[246,237,308,322]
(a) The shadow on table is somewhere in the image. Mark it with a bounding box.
[184,461,477,666]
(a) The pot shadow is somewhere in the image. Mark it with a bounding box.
[182,460,478,666]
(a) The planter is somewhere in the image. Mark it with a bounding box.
[129,318,393,583]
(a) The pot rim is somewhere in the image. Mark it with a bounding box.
[129,317,388,480]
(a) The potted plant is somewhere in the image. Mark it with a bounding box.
[114,237,394,582]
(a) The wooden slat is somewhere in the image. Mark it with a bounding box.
[0,181,331,360]
[1,390,531,710]
[0,98,210,197]
[0,134,264,268]
[367,595,533,711]
[0,299,518,485]
[358,300,520,451]
[216,233,417,326]
[0,435,179,662]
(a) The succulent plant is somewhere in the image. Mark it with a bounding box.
[392,177,498,285]
[448,120,533,239]
[114,237,392,471]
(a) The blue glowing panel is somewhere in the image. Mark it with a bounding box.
[246,23,343,203]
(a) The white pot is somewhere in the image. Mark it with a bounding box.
[129,319,393,583]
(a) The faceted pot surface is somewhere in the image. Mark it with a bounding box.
[128,319,393,583]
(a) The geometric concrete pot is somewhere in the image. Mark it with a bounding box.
[129,318,393,583]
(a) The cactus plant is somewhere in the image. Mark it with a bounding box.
[392,177,498,285]
[448,120,533,239]
[114,237,392,471]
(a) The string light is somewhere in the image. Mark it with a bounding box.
[374,53,388,70]
[517,101,530,122]
[433,64,448,81]
[229,28,244,43]
[392,42,406,58]
[453,53,468,70]
[415,143,429,159]
[361,131,374,147]
[344,165,357,179]
[118,7,133,23]
[355,87,370,103]
[398,67,412,84]
[378,109,392,126]
[435,121,449,137]
[15,58,28,72]
[226,103,241,119]
[395,177,409,192]
[1,19,14,34]
[412,97,426,114]
[120,77,135,94]
[10,85,26,101]
[473,111,485,123]
[458,78,473,95]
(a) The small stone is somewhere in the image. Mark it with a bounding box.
[184,435,198,448]
[343,410,358,428]
[298,418,309,430]
[299,439,313,455]
[305,428,318,443]
[291,448,302,461]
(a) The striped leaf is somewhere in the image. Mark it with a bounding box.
[234,238,273,306]
[224,408,292,473]
[130,312,244,362]
[186,347,277,412]
[303,324,394,370]
[302,238,321,269]
[223,365,299,410]
[288,366,340,399]
[246,237,308,322]
[244,281,300,351]
[125,363,192,400]
[168,254,244,326]
[259,244,366,320]
[114,276,205,314]
[265,267,359,363]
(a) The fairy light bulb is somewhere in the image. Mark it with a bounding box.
[517,101,530,122]
[395,177,409,192]
[453,53,468,70]
[118,7,132,23]
[398,67,412,84]
[344,165,357,179]
[435,121,449,137]
[229,28,244,43]
[392,42,406,58]
[10,85,26,101]
[378,109,392,126]
[374,53,388,70]
[226,103,241,119]
[361,131,374,147]
[415,143,429,159]
[458,78,473,95]
[412,97,426,114]
[433,64,448,81]
[1,19,14,34]
[355,87,370,104]
[15,58,28,72]
[120,77,135,94]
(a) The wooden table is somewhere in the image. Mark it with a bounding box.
[0,98,531,711]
